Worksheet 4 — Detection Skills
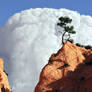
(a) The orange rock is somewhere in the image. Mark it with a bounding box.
[35,41,92,92]
[0,58,4,71]
[0,58,12,92]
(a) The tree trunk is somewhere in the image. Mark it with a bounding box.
[62,32,71,45]
[62,32,66,45]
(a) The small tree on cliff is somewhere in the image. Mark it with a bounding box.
[57,16,76,45]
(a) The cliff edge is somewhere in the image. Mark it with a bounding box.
[35,41,92,92]
[0,58,12,92]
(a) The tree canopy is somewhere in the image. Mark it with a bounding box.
[57,16,76,44]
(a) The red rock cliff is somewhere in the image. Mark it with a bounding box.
[0,58,12,92]
[35,41,92,92]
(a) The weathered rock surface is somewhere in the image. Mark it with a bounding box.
[0,58,12,92]
[35,41,92,92]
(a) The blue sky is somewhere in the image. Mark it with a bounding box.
[0,0,92,26]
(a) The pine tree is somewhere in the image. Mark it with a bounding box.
[57,16,76,44]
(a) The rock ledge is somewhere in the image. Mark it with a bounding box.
[35,41,92,92]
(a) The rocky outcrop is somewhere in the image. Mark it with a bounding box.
[0,58,12,92]
[35,41,92,92]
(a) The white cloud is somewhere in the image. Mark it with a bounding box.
[0,8,92,92]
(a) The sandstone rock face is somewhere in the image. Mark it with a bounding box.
[0,58,12,92]
[35,41,92,92]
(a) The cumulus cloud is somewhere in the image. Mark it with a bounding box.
[0,8,92,92]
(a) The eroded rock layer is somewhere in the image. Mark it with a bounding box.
[0,58,12,92]
[35,41,92,92]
